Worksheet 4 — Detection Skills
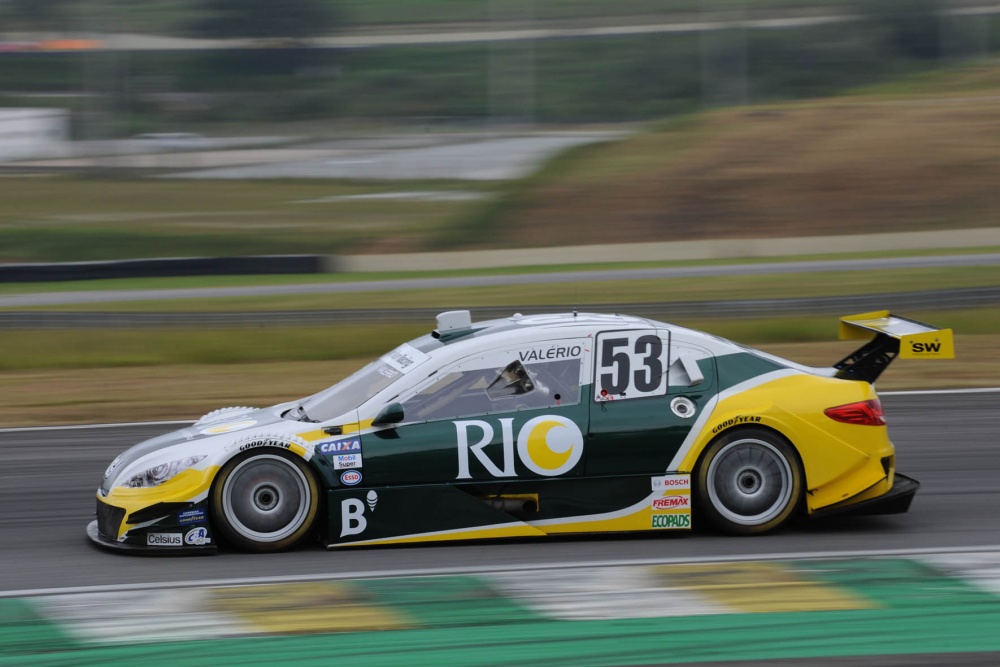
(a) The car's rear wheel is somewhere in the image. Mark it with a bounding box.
[211,449,319,552]
[696,427,802,535]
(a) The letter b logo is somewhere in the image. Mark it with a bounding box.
[340,498,367,537]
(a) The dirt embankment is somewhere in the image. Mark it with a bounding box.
[482,78,1000,250]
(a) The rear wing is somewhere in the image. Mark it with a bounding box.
[834,311,954,383]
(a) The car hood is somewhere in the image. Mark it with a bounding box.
[100,407,288,493]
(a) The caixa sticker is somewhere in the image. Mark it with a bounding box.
[147,532,182,546]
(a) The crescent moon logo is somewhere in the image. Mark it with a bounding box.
[517,415,583,476]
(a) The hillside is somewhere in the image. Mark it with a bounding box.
[453,65,1000,250]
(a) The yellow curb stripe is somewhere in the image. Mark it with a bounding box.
[207,582,416,633]
[653,562,879,613]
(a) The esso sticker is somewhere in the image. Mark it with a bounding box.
[340,470,362,486]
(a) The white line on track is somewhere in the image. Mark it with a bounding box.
[4,544,1000,599]
[880,387,1000,396]
[0,387,996,434]
[0,420,192,433]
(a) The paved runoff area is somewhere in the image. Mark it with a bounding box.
[4,551,1000,665]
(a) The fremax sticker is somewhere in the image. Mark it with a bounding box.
[652,496,690,510]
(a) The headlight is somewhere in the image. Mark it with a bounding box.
[123,455,207,488]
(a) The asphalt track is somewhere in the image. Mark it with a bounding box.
[1,391,998,594]
[2,252,1000,308]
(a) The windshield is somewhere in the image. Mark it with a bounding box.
[297,342,431,422]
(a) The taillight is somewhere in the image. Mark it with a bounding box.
[824,399,887,426]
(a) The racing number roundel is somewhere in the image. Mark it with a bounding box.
[595,330,669,401]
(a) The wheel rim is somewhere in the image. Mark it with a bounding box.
[706,438,794,526]
[221,454,311,543]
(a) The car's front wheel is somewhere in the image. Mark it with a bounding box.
[696,427,803,535]
[210,449,319,552]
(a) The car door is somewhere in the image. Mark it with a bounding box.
[361,338,591,486]
[586,329,716,475]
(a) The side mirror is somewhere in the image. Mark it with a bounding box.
[372,402,404,427]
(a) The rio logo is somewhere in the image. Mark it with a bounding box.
[652,514,691,529]
[454,415,583,479]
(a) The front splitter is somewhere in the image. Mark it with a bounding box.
[86,520,217,556]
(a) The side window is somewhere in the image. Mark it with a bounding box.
[401,348,584,423]
[402,366,496,422]
[488,358,582,409]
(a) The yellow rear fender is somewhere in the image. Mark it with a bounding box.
[687,374,894,514]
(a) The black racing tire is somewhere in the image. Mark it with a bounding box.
[695,427,803,535]
[210,449,320,553]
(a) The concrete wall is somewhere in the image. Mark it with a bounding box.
[337,228,1000,273]
[0,108,69,162]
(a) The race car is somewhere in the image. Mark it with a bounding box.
[88,309,953,554]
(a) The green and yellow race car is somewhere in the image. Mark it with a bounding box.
[89,309,953,554]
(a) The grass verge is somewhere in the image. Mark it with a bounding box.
[1,333,994,427]
[1,309,995,371]
[7,264,1000,313]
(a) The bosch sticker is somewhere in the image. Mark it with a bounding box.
[651,474,691,491]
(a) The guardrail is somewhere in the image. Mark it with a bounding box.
[0,255,326,282]
[0,287,995,328]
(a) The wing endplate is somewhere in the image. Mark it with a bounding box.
[835,311,954,382]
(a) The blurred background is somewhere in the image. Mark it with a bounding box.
[1,0,1000,424]
[2,0,1000,257]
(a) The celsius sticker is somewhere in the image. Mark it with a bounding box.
[147,533,182,546]
[670,396,696,418]
[340,470,362,486]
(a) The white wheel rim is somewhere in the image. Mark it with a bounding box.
[221,454,310,543]
[706,438,794,526]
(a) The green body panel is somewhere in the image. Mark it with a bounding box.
[586,358,716,476]
[327,474,660,545]
[360,401,590,486]
[328,484,528,544]
[715,351,786,393]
